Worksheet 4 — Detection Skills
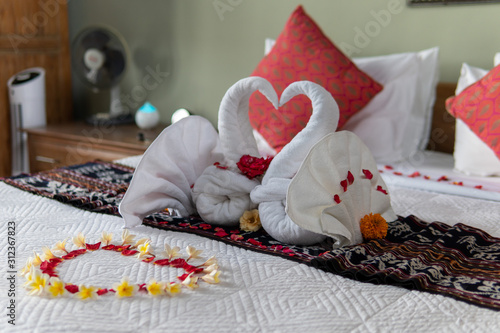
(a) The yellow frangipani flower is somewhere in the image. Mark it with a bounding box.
[113,277,138,298]
[47,277,66,297]
[162,244,180,260]
[100,231,113,246]
[181,273,199,290]
[41,246,56,260]
[121,229,136,245]
[201,270,221,284]
[20,258,34,277]
[164,282,182,296]
[26,269,49,296]
[203,263,219,274]
[202,255,218,267]
[77,285,97,300]
[73,232,86,248]
[186,246,203,261]
[53,239,68,255]
[32,251,43,267]
[137,240,151,255]
[146,279,164,297]
[134,238,149,248]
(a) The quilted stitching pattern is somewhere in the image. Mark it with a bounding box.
[249,6,383,152]
[446,64,500,159]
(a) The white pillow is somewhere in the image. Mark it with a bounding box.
[453,63,500,176]
[345,47,440,163]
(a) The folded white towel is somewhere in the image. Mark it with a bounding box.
[250,80,340,245]
[286,131,397,248]
[192,77,279,226]
[119,116,223,228]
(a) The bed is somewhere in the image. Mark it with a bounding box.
[3,6,500,333]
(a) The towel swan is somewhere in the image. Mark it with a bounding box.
[250,80,340,245]
[192,77,279,226]
[119,116,224,228]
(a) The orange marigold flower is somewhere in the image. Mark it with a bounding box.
[360,213,388,241]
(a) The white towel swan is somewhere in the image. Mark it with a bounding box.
[250,81,340,245]
[119,116,223,228]
[192,77,279,226]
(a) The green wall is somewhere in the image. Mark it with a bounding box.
[69,0,500,126]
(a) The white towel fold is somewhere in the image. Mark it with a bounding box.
[119,116,223,228]
[286,131,397,248]
[250,80,340,245]
[192,77,279,226]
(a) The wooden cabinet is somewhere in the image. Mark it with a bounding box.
[25,123,163,172]
[0,0,72,177]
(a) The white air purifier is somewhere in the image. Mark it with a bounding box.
[8,67,46,175]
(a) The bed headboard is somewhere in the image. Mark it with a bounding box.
[426,82,457,154]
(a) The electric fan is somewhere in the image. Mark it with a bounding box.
[71,26,132,125]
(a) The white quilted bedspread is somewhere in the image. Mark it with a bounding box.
[1,165,500,332]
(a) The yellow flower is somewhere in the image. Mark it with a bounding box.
[146,279,164,297]
[77,284,97,300]
[113,277,138,298]
[186,246,203,261]
[53,239,68,254]
[137,240,151,258]
[20,257,34,277]
[121,229,136,246]
[239,209,262,232]
[73,232,86,248]
[201,255,218,267]
[134,238,149,248]
[41,246,56,260]
[162,244,180,260]
[32,251,43,267]
[201,270,221,284]
[26,269,49,296]
[181,273,199,289]
[165,282,181,296]
[203,264,219,274]
[100,231,113,246]
[360,213,388,241]
[47,277,66,297]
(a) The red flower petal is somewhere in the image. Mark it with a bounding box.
[384,165,393,170]
[408,171,421,178]
[230,234,243,241]
[121,249,139,256]
[475,185,483,189]
[214,162,228,170]
[97,288,109,296]
[362,169,373,180]
[112,245,131,252]
[170,258,187,268]
[178,273,190,281]
[347,171,354,185]
[376,186,388,195]
[65,284,79,294]
[437,176,449,182]
[62,249,87,259]
[247,238,262,246]
[215,230,229,237]
[340,180,348,192]
[102,244,116,251]
[142,256,155,263]
[199,223,212,230]
[333,194,341,204]
[393,172,403,176]
[86,242,101,251]
[153,259,171,266]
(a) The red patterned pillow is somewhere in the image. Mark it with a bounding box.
[446,64,500,159]
[249,5,383,152]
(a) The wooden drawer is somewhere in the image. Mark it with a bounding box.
[25,123,162,173]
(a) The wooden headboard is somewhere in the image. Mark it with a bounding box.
[426,82,457,154]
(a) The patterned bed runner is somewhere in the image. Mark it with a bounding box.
[3,161,500,311]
